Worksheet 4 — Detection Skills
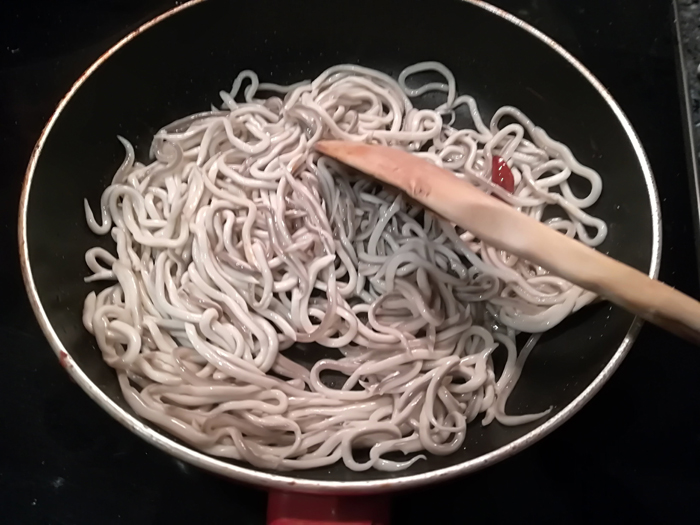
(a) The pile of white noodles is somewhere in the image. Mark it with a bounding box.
[82,62,606,471]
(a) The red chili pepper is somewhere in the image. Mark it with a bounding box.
[491,155,514,193]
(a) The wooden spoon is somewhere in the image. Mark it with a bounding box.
[315,140,700,345]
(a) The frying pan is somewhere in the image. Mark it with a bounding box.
[18,0,660,522]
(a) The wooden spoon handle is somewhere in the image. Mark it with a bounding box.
[315,140,700,345]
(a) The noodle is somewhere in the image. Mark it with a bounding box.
[82,62,606,471]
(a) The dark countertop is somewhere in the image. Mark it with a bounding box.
[1,1,699,524]
[676,0,700,267]
[678,0,700,129]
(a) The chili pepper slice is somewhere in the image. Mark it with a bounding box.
[491,155,514,193]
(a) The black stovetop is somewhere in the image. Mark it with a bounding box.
[1,1,699,524]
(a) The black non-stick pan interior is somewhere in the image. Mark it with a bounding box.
[24,0,656,484]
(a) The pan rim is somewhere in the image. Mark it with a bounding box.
[17,0,662,493]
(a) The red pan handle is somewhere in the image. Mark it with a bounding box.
[267,491,391,525]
